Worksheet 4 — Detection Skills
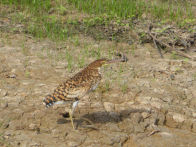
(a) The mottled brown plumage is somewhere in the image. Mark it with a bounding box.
[43,57,127,129]
[43,59,108,107]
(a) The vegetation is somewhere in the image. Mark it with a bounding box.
[0,0,195,88]
[1,0,195,41]
[68,0,194,24]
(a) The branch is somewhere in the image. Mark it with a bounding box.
[148,25,195,61]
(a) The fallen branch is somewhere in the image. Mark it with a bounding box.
[148,25,195,61]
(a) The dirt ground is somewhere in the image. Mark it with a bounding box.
[0,14,196,147]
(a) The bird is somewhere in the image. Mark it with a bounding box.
[43,54,127,129]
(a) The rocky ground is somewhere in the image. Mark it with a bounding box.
[0,2,196,146]
[0,30,196,147]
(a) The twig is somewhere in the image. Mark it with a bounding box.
[147,130,160,137]
[148,24,163,58]
[152,35,163,58]
[148,25,195,61]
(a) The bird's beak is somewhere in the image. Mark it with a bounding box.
[107,58,127,64]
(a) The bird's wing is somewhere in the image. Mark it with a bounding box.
[65,83,91,99]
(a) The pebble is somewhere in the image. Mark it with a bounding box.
[28,123,39,130]
[104,102,115,112]
[166,112,186,128]
[141,112,150,119]
[172,113,186,123]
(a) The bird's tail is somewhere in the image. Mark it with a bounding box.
[43,94,57,107]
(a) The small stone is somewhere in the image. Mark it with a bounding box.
[141,112,150,119]
[165,112,186,128]
[170,74,175,80]
[172,113,186,123]
[104,102,115,112]
[165,113,178,128]
[28,123,38,130]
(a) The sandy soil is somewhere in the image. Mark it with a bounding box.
[0,24,196,146]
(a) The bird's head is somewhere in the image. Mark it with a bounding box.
[87,58,109,69]
[88,55,127,70]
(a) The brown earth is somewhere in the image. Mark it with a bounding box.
[0,11,196,147]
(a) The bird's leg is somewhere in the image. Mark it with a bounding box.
[69,109,75,129]
[71,100,79,116]
[69,100,79,130]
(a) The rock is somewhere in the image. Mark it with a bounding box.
[172,113,186,123]
[166,112,186,128]
[104,102,115,112]
[170,74,175,80]
[141,112,150,119]
[28,123,39,131]
[166,113,178,128]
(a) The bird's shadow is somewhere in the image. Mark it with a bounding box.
[57,108,150,125]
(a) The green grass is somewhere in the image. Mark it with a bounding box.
[1,0,51,12]
[1,0,71,41]
[68,0,194,24]
[1,0,194,42]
